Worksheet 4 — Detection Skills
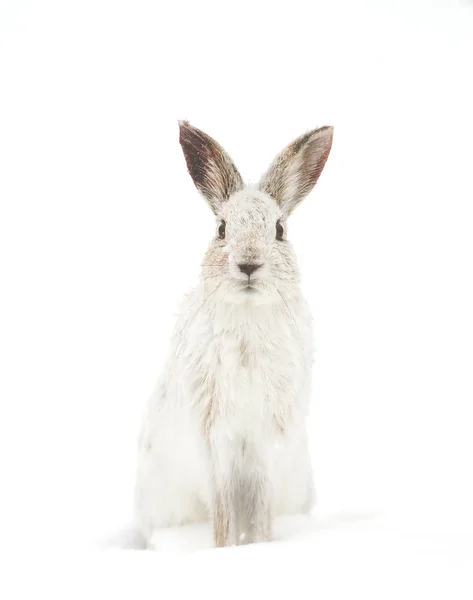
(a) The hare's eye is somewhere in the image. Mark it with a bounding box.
[218,220,226,240]
[276,220,284,241]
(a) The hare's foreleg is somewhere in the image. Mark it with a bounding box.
[240,443,272,544]
[210,434,272,547]
[210,442,239,547]
[213,485,239,547]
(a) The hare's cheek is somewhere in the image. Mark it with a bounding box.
[203,248,229,277]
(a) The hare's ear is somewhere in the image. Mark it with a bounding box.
[259,126,333,215]
[179,121,243,214]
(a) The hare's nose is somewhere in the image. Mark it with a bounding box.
[238,263,262,276]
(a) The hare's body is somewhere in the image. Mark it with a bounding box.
[132,122,333,548]
[134,279,313,544]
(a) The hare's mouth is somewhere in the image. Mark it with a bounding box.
[235,280,257,293]
[233,277,262,295]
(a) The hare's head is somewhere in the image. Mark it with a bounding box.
[179,121,333,305]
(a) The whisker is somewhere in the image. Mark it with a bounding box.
[275,286,301,339]
[184,281,224,338]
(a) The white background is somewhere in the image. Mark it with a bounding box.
[1,0,473,597]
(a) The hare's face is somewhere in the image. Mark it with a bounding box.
[202,189,298,303]
[179,121,333,303]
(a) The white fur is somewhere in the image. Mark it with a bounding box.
[132,124,333,548]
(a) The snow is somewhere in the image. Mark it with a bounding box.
[1,0,473,598]
[5,514,473,598]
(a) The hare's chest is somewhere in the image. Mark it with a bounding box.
[183,301,311,433]
[212,320,304,423]
[219,328,291,380]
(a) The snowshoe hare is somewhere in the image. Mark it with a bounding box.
[133,121,334,548]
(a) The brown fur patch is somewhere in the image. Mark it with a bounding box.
[273,395,292,435]
[203,397,216,437]
[240,341,250,368]
[194,374,218,439]
[273,414,286,435]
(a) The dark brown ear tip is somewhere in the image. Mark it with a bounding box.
[178,120,192,137]
[178,121,208,148]
[178,121,197,147]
